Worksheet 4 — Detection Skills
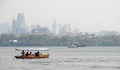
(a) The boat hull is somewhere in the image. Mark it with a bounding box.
[15,54,49,59]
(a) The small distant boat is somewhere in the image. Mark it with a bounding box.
[67,44,78,48]
[68,44,86,48]
[15,48,50,59]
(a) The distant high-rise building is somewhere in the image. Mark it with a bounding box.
[31,25,50,34]
[0,23,11,34]
[12,13,27,34]
[58,24,71,35]
[51,19,58,35]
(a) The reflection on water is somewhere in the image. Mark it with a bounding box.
[0,47,120,70]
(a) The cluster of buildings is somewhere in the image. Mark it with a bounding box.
[12,13,52,35]
[12,13,28,34]
[0,13,28,34]
[0,13,72,35]
[0,13,119,36]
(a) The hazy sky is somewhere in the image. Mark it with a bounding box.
[0,0,120,32]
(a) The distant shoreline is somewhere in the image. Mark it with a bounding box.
[0,46,120,47]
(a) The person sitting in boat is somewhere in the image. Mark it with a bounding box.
[25,52,29,56]
[29,52,32,55]
[37,51,40,56]
[35,51,39,56]
[21,50,25,56]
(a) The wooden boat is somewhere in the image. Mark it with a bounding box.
[15,48,50,59]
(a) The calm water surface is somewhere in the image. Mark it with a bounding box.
[0,46,120,70]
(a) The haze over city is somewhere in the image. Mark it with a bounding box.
[0,0,120,32]
[1,1,120,70]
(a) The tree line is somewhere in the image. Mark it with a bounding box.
[0,34,120,46]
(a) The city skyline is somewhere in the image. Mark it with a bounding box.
[0,0,120,32]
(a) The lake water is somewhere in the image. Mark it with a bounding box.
[0,46,120,70]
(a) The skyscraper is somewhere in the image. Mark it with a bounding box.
[51,19,58,35]
[31,24,50,34]
[0,23,11,34]
[12,13,27,34]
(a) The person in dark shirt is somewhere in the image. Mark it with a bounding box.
[29,52,32,55]
[21,50,25,56]
[36,51,39,56]
[25,52,29,56]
